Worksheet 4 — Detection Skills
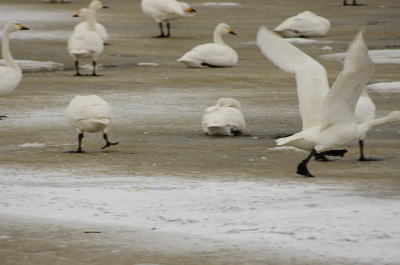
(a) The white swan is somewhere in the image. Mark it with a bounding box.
[202,98,246,136]
[0,21,29,119]
[256,27,400,177]
[141,0,196,38]
[274,11,331,38]
[74,0,109,45]
[65,95,118,153]
[68,8,104,76]
[178,23,238,68]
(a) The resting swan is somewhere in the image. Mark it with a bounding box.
[274,11,331,38]
[178,23,238,68]
[141,0,196,38]
[0,21,29,119]
[68,8,104,76]
[202,98,246,136]
[65,95,118,153]
[74,0,109,45]
[257,27,400,177]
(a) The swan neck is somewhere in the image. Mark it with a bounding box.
[213,29,225,45]
[361,114,398,132]
[86,11,97,31]
[88,5,98,23]
[1,29,19,70]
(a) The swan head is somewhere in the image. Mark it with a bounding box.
[73,8,91,18]
[4,21,30,32]
[89,0,109,10]
[216,98,242,109]
[216,23,237,36]
[385,111,400,122]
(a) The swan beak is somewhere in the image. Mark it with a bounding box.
[102,4,109,8]
[228,29,237,36]
[73,13,80,17]
[17,24,30,30]
[185,7,196,13]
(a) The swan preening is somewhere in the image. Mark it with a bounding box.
[74,0,109,45]
[65,95,118,153]
[68,8,104,76]
[178,23,238,68]
[274,11,331,38]
[0,21,29,119]
[256,26,400,177]
[141,0,196,38]
[202,98,246,136]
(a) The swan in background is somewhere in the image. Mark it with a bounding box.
[74,0,109,45]
[257,27,400,177]
[202,98,246,136]
[343,0,360,6]
[65,95,118,153]
[354,88,380,161]
[274,11,331,38]
[141,0,196,38]
[68,8,104,76]
[46,0,70,3]
[178,23,238,68]
[0,21,29,119]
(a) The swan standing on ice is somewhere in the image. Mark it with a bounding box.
[202,98,246,136]
[274,11,331,38]
[74,0,109,45]
[257,27,400,177]
[0,21,29,119]
[355,89,380,161]
[65,95,118,153]
[141,0,196,38]
[178,23,238,68]
[68,8,104,76]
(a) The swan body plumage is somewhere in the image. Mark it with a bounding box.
[66,95,118,152]
[0,21,29,96]
[202,98,246,136]
[257,26,400,176]
[74,0,109,44]
[141,0,196,37]
[178,23,238,67]
[68,8,104,75]
[274,11,331,38]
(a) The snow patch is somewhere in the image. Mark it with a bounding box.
[18,143,47,148]
[286,38,333,44]
[200,2,242,7]
[268,146,306,152]
[0,59,63,72]
[321,49,400,64]
[367,82,400,93]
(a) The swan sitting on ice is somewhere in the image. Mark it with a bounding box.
[202,98,246,136]
[274,11,331,38]
[0,21,29,119]
[178,23,238,68]
[257,27,400,177]
[68,8,104,76]
[65,95,118,153]
[74,0,109,45]
[141,0,196,38]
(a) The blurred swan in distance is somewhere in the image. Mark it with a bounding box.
[274,11,331,38]
[141,0,196,37]
[202,98,247,136]
[178,23,238,68]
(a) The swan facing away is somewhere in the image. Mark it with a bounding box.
[274,11,331,38]
[68,8,104,76]
[257,27,400,177]
[178,23,238,68]
[202,98,246,136]
[0,21,29,119]
[65,95,118,153]
[141,0,196,38]
[74,0,109,45]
